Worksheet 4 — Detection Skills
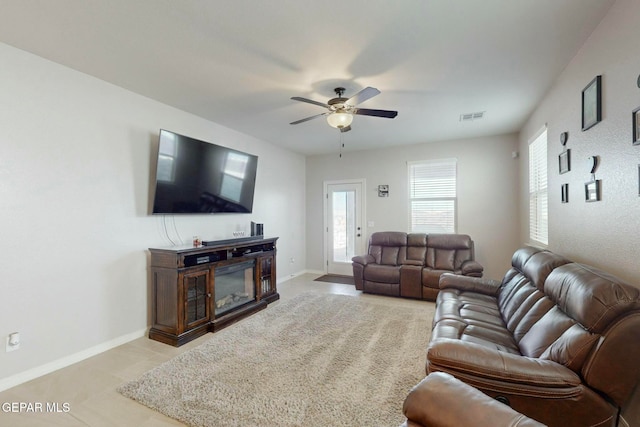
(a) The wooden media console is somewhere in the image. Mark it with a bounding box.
[148,236,278,346]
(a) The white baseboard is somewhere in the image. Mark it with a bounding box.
[0,328,147,393]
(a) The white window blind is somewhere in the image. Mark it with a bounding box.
[408,158,457,233]
[529,129,548,245]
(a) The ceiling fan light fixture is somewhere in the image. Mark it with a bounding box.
[326,111,353,129]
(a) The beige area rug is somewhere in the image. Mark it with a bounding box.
[118,292,434,427]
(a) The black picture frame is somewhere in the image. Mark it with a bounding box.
[582,75,602,131]
[561,183,569,203]
[632,106,640,145]
[585,179,601,202]
[638,165,640,196]
[559,149,571,174]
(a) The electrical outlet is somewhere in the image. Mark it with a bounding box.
[6,332,20,352]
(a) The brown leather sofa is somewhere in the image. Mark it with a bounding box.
[351,232,483,300]
[423,246,640,427]
[402,372,546,427]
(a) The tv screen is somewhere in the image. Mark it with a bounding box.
[151,129,258,214]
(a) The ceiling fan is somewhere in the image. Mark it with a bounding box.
[290,86,398,133]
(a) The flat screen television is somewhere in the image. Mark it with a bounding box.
[151,129,258,214]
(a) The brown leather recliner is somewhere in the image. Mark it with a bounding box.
[351,231,483,301]
[425,246,640,427]
[402,372,546,427]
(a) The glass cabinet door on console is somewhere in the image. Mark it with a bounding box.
[182,268,211,330]
[257,255,276,300]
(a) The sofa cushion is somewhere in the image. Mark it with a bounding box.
[368,231,406,265]
[425,234,473,271]
[363,264,400,283]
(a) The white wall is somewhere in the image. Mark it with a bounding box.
[0,42,306,388]
[306,133,521,281]
[518,0,640,286]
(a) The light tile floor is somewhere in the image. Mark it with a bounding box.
[0,274,428,426]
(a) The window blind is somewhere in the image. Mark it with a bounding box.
[529,129,548,245]
[408,158,457,233]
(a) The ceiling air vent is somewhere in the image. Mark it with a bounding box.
[459,111,485,122]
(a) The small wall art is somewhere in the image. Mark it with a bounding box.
[582,75,602,131]
[585,156,601,202]
[632,106,640,145]
[585,180,601,202]
[559,149,571,174]
[561,183,569,203]
[378,185,389,197]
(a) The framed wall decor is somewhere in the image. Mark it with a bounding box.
[561,183,569,203]
[559,149,571,174]
[585,179,601,202]
[377,185,389,197]
[582,75,602,131]
[638,165,640,196]
[632,106,640,145]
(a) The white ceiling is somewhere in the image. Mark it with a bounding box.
[0,0,614,155]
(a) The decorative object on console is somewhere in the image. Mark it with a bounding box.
[378,185,389,197]
[251,221,264,237]
[559,149,571,174]
[582,75,602,131]
[632,106,640,145]
[561,183,569,203]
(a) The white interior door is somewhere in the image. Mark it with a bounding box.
[325,181,365,275]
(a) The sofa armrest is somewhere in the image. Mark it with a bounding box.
[460,259,483,277]
[403,372,546,427]
[352,254,375,266]
[439,273,501,296]
[427,339,581,390]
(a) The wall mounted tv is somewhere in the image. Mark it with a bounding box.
[151,129,258,214]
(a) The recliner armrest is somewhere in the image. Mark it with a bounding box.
[460,259,483,276]
[427,339,581,390]
[352,254,375,266]
[402,372,546,427]
[439,273,501,296]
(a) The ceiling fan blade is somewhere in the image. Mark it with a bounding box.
[291,96,330,108]
[354,108,398,119]
[339,125,351,133]
[347,87,380,106]
[290,112,328,125]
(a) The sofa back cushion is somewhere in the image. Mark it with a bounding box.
[400,233,427,265]
[544,263,640,333]
[497,248,570,344]
[425,234,473,270]
[368,232,407,266]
